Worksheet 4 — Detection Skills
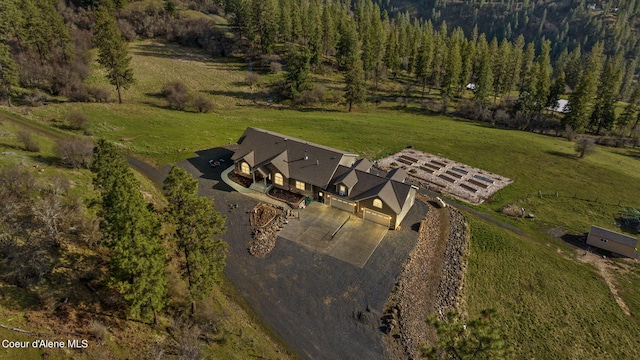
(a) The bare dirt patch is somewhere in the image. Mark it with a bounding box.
[575,250,632,316]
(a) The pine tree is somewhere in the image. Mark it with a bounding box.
[474,34,493,107]
[441,36,462,102]
[564,42,605,132]
[415,25,434,96]
[321,0,337,57]
[92,140,167,322]
[531,40,552,113]
[252,0,280,54]
[504,35,524,101]
[0,43,18,107]
[93,6,134,104]
[278,0,292,42]
[519,42,535,91]
[341,16,366,111]
[284,46,312,98]
[163,166,227,312]
[590,53,624,134]
[618,85,640,135]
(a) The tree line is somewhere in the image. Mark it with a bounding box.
[230,0,639,136]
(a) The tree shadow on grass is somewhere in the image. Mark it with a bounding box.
[546,150,578,160]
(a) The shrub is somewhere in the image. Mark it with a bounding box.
[193,95,214,113]
[54,138,94,168]
[16,129,41,152]
[270,61,282,74]
[67,112,88,131]
[68,84,91,102]
[88,86,113,103]
[245,72,260,90]
[22,90,47,107]
[575,137,596,158]
[293,85,325,105]
[89,321,108,342]
[162,80,190,110]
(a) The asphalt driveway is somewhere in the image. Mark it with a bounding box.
[178,148,426,360]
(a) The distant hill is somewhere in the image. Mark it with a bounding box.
[382,0,640,60]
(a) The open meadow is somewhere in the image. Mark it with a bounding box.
[9,39,640,358]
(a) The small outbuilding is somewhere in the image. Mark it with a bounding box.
[586,225,638,258]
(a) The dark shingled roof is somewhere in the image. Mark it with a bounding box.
[231,128,358,188]
[334,168,413,213]
[589,226,638,247]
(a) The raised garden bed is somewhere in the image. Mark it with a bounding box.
[438,174,455,183]
[459,183,477,193]
[228,171,252,188]
[269,187,305,207]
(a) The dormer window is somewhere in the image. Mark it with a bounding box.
[339,185,346,196]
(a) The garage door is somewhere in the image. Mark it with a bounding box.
[331,197,356,213]
[363,208,391,227]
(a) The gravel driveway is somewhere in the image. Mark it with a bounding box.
[176,148,426,360]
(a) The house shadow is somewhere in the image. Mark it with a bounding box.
[185,146,236,192]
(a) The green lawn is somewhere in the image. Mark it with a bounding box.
[15,39,640,359]
[466,217,640,359]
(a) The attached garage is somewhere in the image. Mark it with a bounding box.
[363,208,392,228]
[330,197,356,213]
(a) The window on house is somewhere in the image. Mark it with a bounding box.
[373,199,383,208]
[295,180,305,191]
[240,162,250,174]
[600,239,608,243]
[339,185,346,196]
[274,173,283,186]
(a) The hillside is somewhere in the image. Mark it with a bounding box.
[384,0,640,58]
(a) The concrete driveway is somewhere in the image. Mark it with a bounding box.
[280,203,388,268]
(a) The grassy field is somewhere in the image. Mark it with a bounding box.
[10,38,640,358]
[465,216,640,359]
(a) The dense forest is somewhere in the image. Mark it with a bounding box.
[383,0,640,60]
[0,0,639,140]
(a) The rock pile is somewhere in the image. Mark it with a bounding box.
[248,203,287,258]
[434,208,468,319]
[382,200,469,359]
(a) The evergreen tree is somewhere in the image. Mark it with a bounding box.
[278,0,292,42]
[415,25,434,96]
[252,0,279,54]
[519,42,535,91]
[564,45,583,90]
[337,15,359,70]
[441,36,462,102]
[504,35,524,101]
[283,46,312,98]
[531,40,552,113]
[383,22,401,78]
[93,6,134,104]
[92,140,167,322]
[321,0,337,57]
[0,43,18,107]
[474,35,493,107]
[618,85,640,135]
[564,42,605,132]
[306,0,322,65]
[547,71,566,110]
[590,53,624,134]
[163,166,227,312]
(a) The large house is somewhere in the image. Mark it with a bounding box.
[231,127,417,229]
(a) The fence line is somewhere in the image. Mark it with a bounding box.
[521,190,638,209]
